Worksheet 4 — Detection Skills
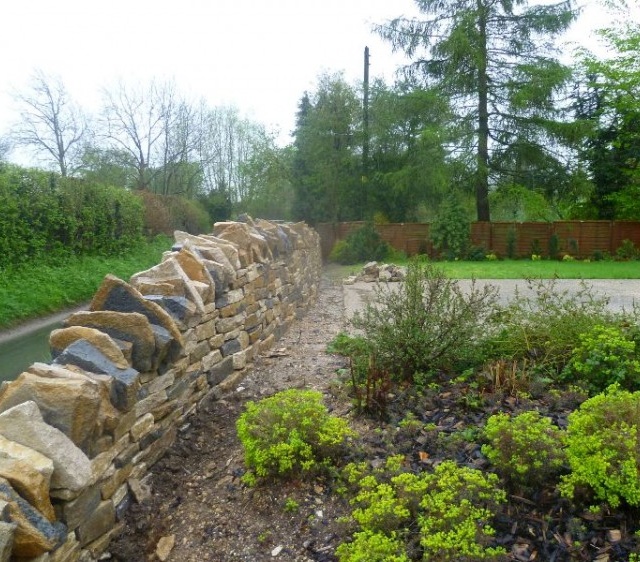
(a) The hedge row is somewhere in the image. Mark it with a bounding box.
[0,165,213,271]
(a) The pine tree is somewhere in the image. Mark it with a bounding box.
[377,0,578,221]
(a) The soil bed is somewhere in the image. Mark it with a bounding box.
[109,272,640,562]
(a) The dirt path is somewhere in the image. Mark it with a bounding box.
[109,273,352,562]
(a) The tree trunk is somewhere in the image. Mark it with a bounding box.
[476,0,491,222]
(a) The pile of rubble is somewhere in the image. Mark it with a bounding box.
[343,261,406,284]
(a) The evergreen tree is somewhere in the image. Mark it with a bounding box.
[376,0,578,221]
[291,75,360,224]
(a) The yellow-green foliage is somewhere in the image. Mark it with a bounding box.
[338,459,506,561]
[563,324,640,394]
[336,530,410,562]
[236,389,355,480]
[482,411,566,490]
[560,385,640,508]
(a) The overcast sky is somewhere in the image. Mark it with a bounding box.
[0,0,630,150]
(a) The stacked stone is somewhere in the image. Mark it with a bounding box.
[0,218,321,561]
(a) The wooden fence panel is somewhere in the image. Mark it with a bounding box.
[317,221,640,260]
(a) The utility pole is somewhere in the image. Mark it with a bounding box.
[362,46,370,219]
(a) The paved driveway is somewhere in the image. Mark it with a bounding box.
[343,278,640,320]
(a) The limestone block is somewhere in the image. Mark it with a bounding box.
[135,390,168,418]
[75,499,115,547]
[83,520,124,559]
[195,319,216,342]
[146,371,175,395]
[0,435,54,486]
[130,413,155,442]
[215,288,244,308]
[173,248,215,299]
[0,369,106,452]
[52,340,140,413]
[201,349,222,372]
[64,311,155,374]
[50,327,129,369]
[198,233,242,270]
[48,531,81,562]
[216,313,245,334]
[58,486,101,530]
[248,231,273,264]
[0,477,66,558]
[174,231,239,272]
[0,402,91,493]
[131,256,206,313]
[213,221,252,249]
[232,351,247,370]
[0,457,55,522]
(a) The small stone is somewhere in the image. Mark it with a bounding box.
[156,534,175,561]
[271,545,283,557]
[606,529,621,543]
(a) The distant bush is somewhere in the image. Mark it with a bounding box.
[236,389,355,482]
[560,385,640,508]
[616,239,639,261]
[136,190,211,236]
[328,223,391,264]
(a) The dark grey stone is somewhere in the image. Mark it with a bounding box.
[220,339,242,357]
[207,356,234,385]
[53,339,140,411]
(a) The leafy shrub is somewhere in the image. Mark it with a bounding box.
[137,190,210,236]
[338,459,506,562]
[328,223,391,265]
[560,385,640,508]
[485,279,631,377]
[482,411,566,490]
[429,194,471,260]
[616,239,639,261]
[236,389,355,481]
[351,261,498,383]
[562,324,640,394]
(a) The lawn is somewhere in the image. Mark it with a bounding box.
[327,259,640,280]
[0,235,172,330]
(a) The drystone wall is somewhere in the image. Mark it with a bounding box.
[0,218,322,561]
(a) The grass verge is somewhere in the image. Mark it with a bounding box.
[0,235,172,330]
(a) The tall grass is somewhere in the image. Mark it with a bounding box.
[0,236,172,330]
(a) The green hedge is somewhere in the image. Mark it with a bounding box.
[0,165,144,270]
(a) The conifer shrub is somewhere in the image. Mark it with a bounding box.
[236,389,355,482]
[338,458,506,561]
[429,194,471,260]
[482,411,566,491]
[560,385,640,508]
[328,223,391,265]
[562,324,640,394]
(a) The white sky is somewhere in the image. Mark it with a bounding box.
[0,0,633,150]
